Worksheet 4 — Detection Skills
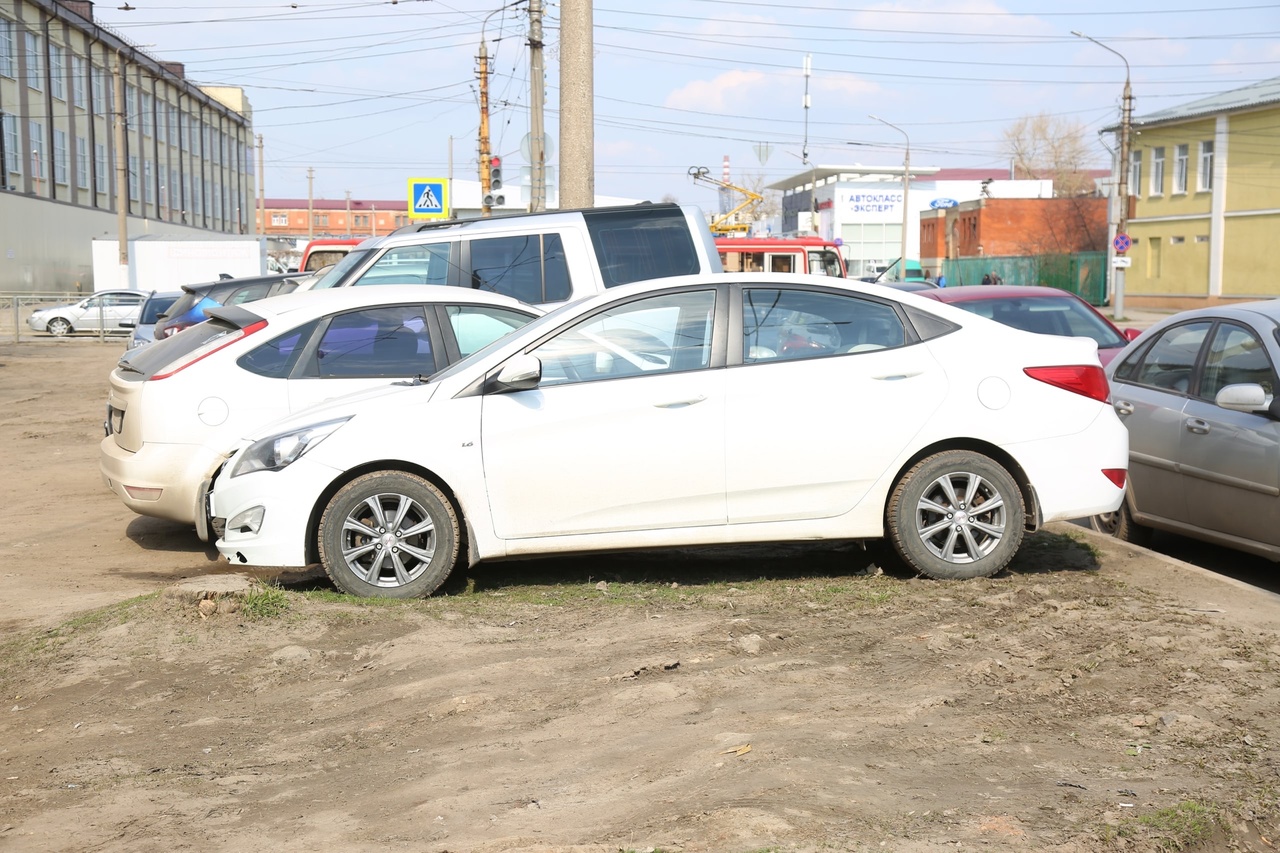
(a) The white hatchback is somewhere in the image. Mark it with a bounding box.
[100,285,541,539]
[208,273,1129,596]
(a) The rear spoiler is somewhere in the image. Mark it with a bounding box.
[204,304,267,330]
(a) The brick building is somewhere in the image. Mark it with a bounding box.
[920,197,1109,264]
[256,197,411,242]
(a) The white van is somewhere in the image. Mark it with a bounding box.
[298,203,722,306]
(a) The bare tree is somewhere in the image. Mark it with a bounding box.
[1002,113,1095,197]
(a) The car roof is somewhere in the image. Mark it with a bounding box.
[229,284,546,323]
[917,285,1086,303]
[1144,299,1280,325]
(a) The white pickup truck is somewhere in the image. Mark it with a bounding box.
[298,203,723,306]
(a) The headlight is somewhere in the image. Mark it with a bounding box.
[230,417,351,477]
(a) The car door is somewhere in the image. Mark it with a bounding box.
[286,305,439,412]
[108,292,146,330]
[75,293,107,330]
[1108,320,1213,526]
[725,285,947,522]
[1176,320,1280,545]
[481,288,726,539]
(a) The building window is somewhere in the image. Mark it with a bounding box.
[91,65,104,114]
[271,213,288,226]
[142,92,153,137]
[1174,144,1188,194]
[1198,141,1214,191]
[314,213,329,227]
[53,129,68,185]
[1196,235,1209,243]
[94,142,107,193]
[1150,147,1164,197]
[128,154,138,201]
[1170,236,1185,244]
[72,54,86,108]
[1128,150,1141,197]
[126,85,136,129]
[2,113,19,176]
[49,43,64,100]
[156,100,166,144]
[144,159,154,204]
[25,32,42,91]
[30,120,45,181]
[76,136,88,189]
[170,168,178,210]
[0,17,14,79]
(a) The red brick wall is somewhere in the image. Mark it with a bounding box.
[922,197,1109,260]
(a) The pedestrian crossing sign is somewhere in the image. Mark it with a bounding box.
[408,178,449,219]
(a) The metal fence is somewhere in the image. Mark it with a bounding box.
[941,252,1108,305]
[0,291,131,344]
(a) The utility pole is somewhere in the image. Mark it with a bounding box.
[307,167,314,239]
[113,50,129,288]
[528,0,546,212]
[256,134,265,235]
[870,115,910,277]
[1073,30,1132,319]
[477,37,493,217]
[559,0,593,208]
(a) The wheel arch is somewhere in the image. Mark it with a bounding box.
[303,460,467,566]
[883,438,1041,533]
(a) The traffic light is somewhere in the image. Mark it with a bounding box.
[484,156,505,206]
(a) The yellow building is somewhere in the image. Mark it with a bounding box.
[1106,77,1280,309]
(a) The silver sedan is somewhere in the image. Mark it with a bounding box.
[1092,299,1280,559]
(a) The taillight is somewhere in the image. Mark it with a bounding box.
[159,322,194,339]
[151,320,269,380]
[1024,365,1109,403]
[1102,469,1127,489]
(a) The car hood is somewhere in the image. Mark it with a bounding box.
[237,380,442,445]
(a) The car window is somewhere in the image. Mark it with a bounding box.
[1116,321,1211,394]
[950,296,1127,347]
[308,306,436,378]
[355,243,452,286]
[470,233,572,303]
[584,207,701,287]
[238,320,320,379]
[227,283,276,306]
[1201,323,1276,400]
[531,290,716,385]
[742,288,906,362]
[445,305,538,357]
[140,296,179,324]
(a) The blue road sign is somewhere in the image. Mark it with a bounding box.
[408,178,449,219]
[1113,233,1132,254]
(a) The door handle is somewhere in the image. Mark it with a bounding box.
[1113,400,1134,416]
[654,395,706,409]
[1185,418,1210,435]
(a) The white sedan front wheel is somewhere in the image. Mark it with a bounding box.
[318,471,461,598]
[886,450,1025,580]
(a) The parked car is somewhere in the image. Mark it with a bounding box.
[295,238,362,274]
[101,285,542,539]
[208,272,1128,598]
[120,290,182,353]
[28,289,147,336]
[298,202,722,305]
[153,272,300,341]
[1090,300,1280,559]
[914,285,1139,366]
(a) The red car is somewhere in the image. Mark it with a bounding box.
[914,285,1139,366]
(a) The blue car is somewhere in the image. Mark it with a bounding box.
[154,273,299,340]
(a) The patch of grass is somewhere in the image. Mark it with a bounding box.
[241,584,290,620]
[0,593,161,679]
[1110,801,1219,850]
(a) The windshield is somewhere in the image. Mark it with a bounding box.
[426,300,583,384]
[141,295,180,324]
[951,295,1128,348]
[310,248,377,289]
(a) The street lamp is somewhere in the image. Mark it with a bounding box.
[869,115,910,279]
[1073,29,1132,319]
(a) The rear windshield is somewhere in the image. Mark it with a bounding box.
[141,295,180,324]
[584,207,700,287]
[116,317,240,381]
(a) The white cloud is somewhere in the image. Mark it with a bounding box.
[665,70,768,112]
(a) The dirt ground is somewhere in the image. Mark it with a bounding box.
[2,339,1280,853]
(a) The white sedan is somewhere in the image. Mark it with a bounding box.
[29,289,146,336]
[100,285,541,538]
[210,273,1129,596]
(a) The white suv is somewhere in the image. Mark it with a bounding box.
[300,203,722,306]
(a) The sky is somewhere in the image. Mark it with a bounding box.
[93,0,1280,211]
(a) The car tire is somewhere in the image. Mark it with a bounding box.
[885,450,1025,580]
[1089,499,1153,547]
[318,470,461,598]
[46,317,72,336]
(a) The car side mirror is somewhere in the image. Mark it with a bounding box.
[492,353,542,392]
[1123,328,1143,342]
[1214,383,1273,415]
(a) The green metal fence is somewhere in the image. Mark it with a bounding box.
[941,252,1108,306]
